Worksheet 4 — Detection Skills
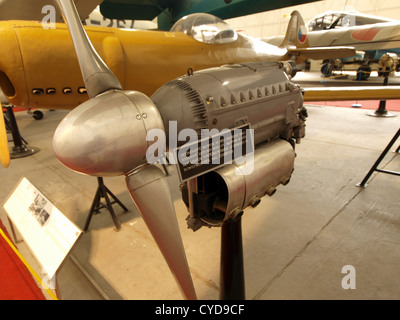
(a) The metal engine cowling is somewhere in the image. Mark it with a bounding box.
[151,61,307,230]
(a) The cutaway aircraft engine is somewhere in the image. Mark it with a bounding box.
[378,52,400,77]
[151,61,307,230]
[52,0,307,299]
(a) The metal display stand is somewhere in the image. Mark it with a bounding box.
[84,177,128,231]
[367,76,397,118]
[3,105,40,158]
[357,128,400,187]
[220,214,245,300]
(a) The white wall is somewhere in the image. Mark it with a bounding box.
[226,0,400,39]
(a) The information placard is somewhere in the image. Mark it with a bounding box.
[3,177,82,279]
[174,124,254,182]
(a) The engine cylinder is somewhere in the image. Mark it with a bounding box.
[182,139,295,229]
[151,61,306,148]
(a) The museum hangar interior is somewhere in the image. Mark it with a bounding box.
[0,0,399,300]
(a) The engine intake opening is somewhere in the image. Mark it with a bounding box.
[0,70,16,98]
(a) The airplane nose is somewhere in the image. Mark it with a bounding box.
[0,21,27,106]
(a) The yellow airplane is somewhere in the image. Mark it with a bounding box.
[0,11,356,110]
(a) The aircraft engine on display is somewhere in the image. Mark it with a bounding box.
[151,61,307,231]
[378,52,400,77]
[52,0,307,300]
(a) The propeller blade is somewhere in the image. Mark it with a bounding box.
[54,0,122,97]
[126,165,197,300]
[53,0,197,299]
[0,107,10,168]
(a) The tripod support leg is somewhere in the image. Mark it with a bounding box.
[357,128,400,187]
[84,184,101,231]
[99,178,121,230]
[102,184,129,212]
[84,177,128,231]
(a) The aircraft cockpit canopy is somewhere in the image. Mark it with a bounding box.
[170,13,238,44]
[307,11,395,31]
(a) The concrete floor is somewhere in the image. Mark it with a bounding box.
[1,100,399,300]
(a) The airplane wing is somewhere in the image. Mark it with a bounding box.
[0,106,10,168]
[288,46,356,60]
[303,86,400,101]
[0,0,101,21]
[100,0,323,30]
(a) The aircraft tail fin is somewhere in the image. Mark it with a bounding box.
[280,10,309,49]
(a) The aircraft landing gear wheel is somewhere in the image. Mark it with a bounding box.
[356,66,371,81]
[321,62,333,77]
[32,110,44,120]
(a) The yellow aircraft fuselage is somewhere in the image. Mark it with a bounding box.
[0,20,288,109]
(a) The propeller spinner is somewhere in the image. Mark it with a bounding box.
[53,0,196,300]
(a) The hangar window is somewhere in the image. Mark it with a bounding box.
[170,13,238,45]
